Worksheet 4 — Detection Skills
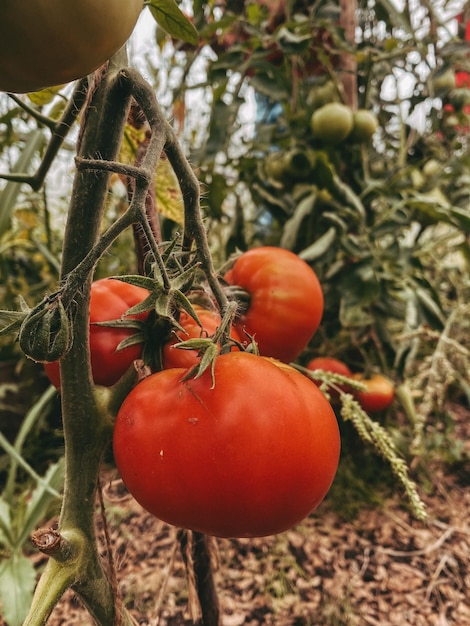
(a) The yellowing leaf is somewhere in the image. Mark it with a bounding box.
[118,123,184,226]
[155,155,184,226]
[119,124,147,165]
[27,85,65,106]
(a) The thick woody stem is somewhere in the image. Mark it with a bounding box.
[178,530,221,626]
[23,62,138,626]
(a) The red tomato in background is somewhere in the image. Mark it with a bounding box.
[162,305,241,370]
[44,278,149,388]
[113,352,340,538]
[306,357,353,399]
[224,247,324,363]
[307,357,352,378]
[352,374,395,413]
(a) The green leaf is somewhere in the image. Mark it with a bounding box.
[0,500,13,548]
[280,192,316,250]
[0,130,45,237]
[299,227,337,261]
[0,310,27,336]
[147,0,199,47]
[0,431,61,502]
[17,459,64,547]
[0,552,36,626]
[27,84,64,106]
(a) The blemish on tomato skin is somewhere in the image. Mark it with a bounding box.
[188,417,199,425]
[159,449,164,459]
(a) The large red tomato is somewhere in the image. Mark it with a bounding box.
[162,305,241,369]
[44,278,149,388]
[113,352,340,538]
[224,247,324,363]
[352,374,395,413]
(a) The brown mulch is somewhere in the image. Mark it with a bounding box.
[5,405,470,626]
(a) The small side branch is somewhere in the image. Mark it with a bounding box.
[0,78,89,190]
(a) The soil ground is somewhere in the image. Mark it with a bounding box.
[4,404,470,626]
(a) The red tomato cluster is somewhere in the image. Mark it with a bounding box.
[306,357,395,413]
[46,250,341,538]
[113,352,340,538]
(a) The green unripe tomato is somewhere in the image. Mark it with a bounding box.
[310,103,354,144]
[350,109,379,143]
[307,81,337,108]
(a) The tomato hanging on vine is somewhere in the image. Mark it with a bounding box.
[113,351,340,538]
[224,247,324,363]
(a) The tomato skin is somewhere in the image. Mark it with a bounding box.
[44,278,149,388]
[162,306,241,370]
[0,0,143,93]
[352,374,395,413]
[307,357,352,399]
[113,352,340,538]
[224,247,324,363]
[307,357,352,378]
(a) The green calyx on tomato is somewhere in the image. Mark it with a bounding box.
[113,352,340,538]
[224,247,324,363]
[0,0,143,93]
[44,278,150,389]
[162,304,241,370]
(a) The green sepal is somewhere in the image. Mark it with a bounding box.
[18,297,71,363]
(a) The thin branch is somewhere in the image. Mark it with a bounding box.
[0,78,89,190]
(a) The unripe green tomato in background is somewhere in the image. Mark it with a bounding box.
[310,103,354,144]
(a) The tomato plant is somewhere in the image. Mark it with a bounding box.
[44,278,149,388]
[352,374,395,413]
[0,0,143,93]
[162,305,241,369]
[113,352,340,538]
[224,247,324,363]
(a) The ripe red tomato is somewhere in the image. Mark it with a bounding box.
[162,305,241,370]
[306,357,352,399]
[113,352,340,538]
[307,357,352,378]
[352,374,395,413]
[224,247,324,363]
[44,278,149,388]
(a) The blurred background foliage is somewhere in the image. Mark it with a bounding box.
[0,0,469,496]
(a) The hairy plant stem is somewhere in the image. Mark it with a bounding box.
[23,62,138,626]
[23,59,223,626]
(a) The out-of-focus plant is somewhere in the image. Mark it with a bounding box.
[0,386,64,626]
